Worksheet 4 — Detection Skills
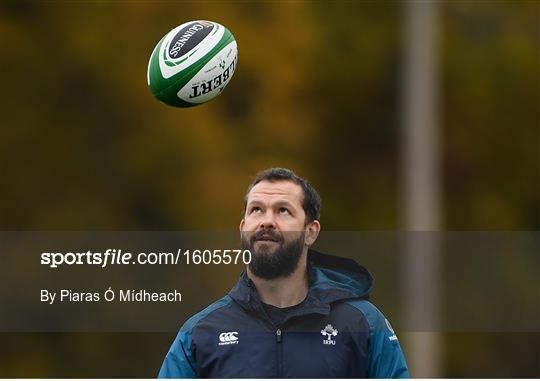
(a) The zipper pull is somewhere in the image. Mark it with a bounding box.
[276,328,282,343]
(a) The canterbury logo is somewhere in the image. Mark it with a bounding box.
[218,331,239,346]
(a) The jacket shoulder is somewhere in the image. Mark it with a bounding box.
[182,295,233,332]
[344,299,387,331]
[345,299,410,378]
[158,295,233,378]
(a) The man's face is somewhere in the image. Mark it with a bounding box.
[240,180,319,279]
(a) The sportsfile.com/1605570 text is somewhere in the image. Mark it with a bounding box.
[40,249,251,268]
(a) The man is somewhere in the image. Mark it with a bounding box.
[159,168,409,378]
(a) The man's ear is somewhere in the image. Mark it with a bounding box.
[304,220,321,246]
[239,219,245,232]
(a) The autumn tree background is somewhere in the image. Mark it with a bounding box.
[0,1,538,377]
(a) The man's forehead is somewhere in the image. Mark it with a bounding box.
[247,180,303,203]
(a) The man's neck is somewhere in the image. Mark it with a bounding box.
[247,255,309,308]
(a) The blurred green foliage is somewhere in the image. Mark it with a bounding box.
[0,0,538,377]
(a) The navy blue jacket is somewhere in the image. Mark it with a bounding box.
[159,251,409,378]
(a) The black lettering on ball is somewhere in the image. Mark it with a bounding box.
[168,21,214,59]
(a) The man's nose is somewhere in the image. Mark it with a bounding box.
[259,211,276,230]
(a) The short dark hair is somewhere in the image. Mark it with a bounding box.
[243,168,321,223]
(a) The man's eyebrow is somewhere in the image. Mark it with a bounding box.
[270,200,300,212]
[246,200,263,208]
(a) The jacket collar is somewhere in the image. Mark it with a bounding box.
[228,250,373,319]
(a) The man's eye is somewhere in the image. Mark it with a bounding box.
[279,207,290,214]
[250,207,261,214]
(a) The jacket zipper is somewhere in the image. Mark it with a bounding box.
[276,328,283,377]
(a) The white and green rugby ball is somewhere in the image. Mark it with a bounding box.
[147,20,238,108]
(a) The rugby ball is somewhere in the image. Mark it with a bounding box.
[147,20,238,108]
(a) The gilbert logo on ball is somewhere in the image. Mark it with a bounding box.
[147,20,238,108]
